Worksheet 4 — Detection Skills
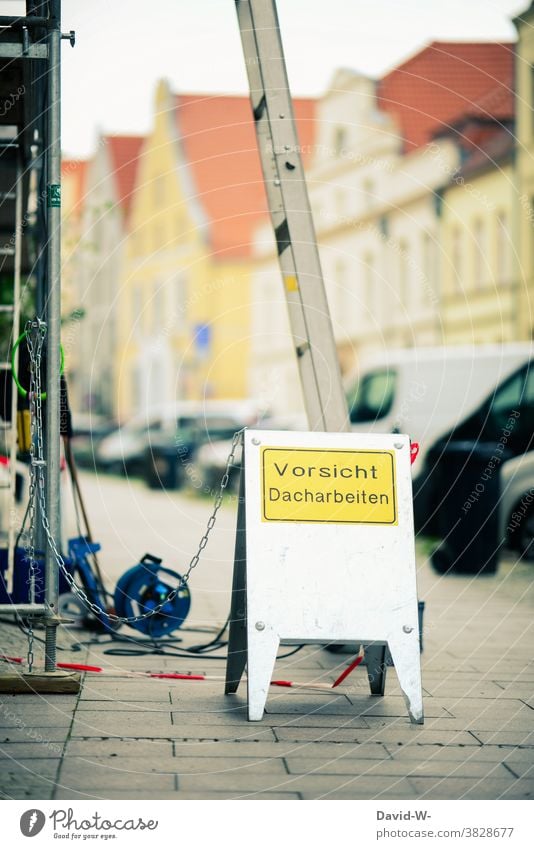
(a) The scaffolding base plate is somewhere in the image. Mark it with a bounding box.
[0,670,81,694]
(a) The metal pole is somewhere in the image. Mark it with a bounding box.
[44,0,61,671]
[235,0,349,433]
[7,158,23,590]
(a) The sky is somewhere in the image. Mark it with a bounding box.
[0,0,528,156]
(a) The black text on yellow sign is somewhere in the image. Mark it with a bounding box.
[261,447,397,525]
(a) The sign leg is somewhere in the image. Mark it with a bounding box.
[364,643,388,696]
[247,629,279,721]
[388,633,424,724]
[225,470,247,695]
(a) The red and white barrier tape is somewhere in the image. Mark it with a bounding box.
[1,647,365,691]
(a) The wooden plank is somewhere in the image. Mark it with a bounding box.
[0,671,81,694]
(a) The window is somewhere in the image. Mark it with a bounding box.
[348,369,396,423]
[422,231,435,288]
[451,227,462,293]
[363,178,375,211]
[473,219,485,288]
[333,127,346,156]
[335,258,350,329]
[132,283,143,330]
[398,240,409,307]
[152,283,165,334]
[154,174,165,206]
[363,253,375,318]
[334,188,346,217]
[496,212,510,285]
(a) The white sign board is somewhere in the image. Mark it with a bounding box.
[225,430,423,724]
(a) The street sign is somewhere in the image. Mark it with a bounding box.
[261,447,397,524]
[225,429,424,724]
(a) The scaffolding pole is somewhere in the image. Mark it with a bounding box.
[44,0,62,671]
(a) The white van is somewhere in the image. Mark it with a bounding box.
[345,344,533,477]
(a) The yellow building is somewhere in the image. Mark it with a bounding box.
[440,132,519,344]
[116,80,315,420]
[515,3,534,341]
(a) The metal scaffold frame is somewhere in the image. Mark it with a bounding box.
[1,0,349,685]
[0,2,67,680]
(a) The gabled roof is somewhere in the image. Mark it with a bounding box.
[174,93,316,258]
[377,41,514,152]
[61,158,88,215]
[105,135,145,222]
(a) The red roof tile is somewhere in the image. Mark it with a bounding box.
[105,135,145,222]
[61,158,88,215]
[377,41,514,152]
[175,94,316,258]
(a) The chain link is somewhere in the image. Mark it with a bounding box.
[24,319,47,667]
[24,319,245,626]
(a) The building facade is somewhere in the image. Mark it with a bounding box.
[249,42,516,417]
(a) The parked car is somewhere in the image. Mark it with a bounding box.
[499,451,534,561]
[346,344,532,480]
[69,413,116,469]
[95,401,244,475]
[419,359,534,540]
[193,414,308,494]
[143,404,261,490]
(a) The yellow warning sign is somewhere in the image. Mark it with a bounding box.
[261,447,397,525]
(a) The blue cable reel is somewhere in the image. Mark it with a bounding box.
[113,553,191,637]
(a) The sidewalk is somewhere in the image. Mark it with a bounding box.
[1,472,533,800]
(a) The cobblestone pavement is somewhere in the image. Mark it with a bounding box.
[1,472,533,800]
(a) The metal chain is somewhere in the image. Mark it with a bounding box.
[24,319,47,669]
[25,321,244,625]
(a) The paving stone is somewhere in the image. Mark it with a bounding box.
[501,760,534,779]
[493,779,534,799]
[424,683,507,699]
[0,706,73,727]
[77,700,172,712]
[347,697,450,718]
[472,730,534,746]
[53,788,301,800]
[64,739,174,757]
[273,727,480,745]
[0,758,59,780]
[438,697,528,716]
[409,777,530,800]
[171,709,371,729]
[178,771,415,798]
[60,754,286,776]
[386,744,534,762]
[0,695,77,709]
[264,694,359,716]
[0,728,69,743]
[285,757,511,779]
[55,772,175,793]
[172,740,390,759]
[0,740,64,758]
[70,711,173,737]
[494,683,534,697]
[80,684,173,702]
[1,782,55,800]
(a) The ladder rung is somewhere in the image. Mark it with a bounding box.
[0,362,12,369]
[0,192,16,200]
[0,142,19,149]
[0,304,14,312]
[0,247,15,256]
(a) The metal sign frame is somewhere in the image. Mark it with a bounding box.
[225,429,424,724]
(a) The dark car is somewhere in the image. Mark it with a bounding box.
[143,409,257,490]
